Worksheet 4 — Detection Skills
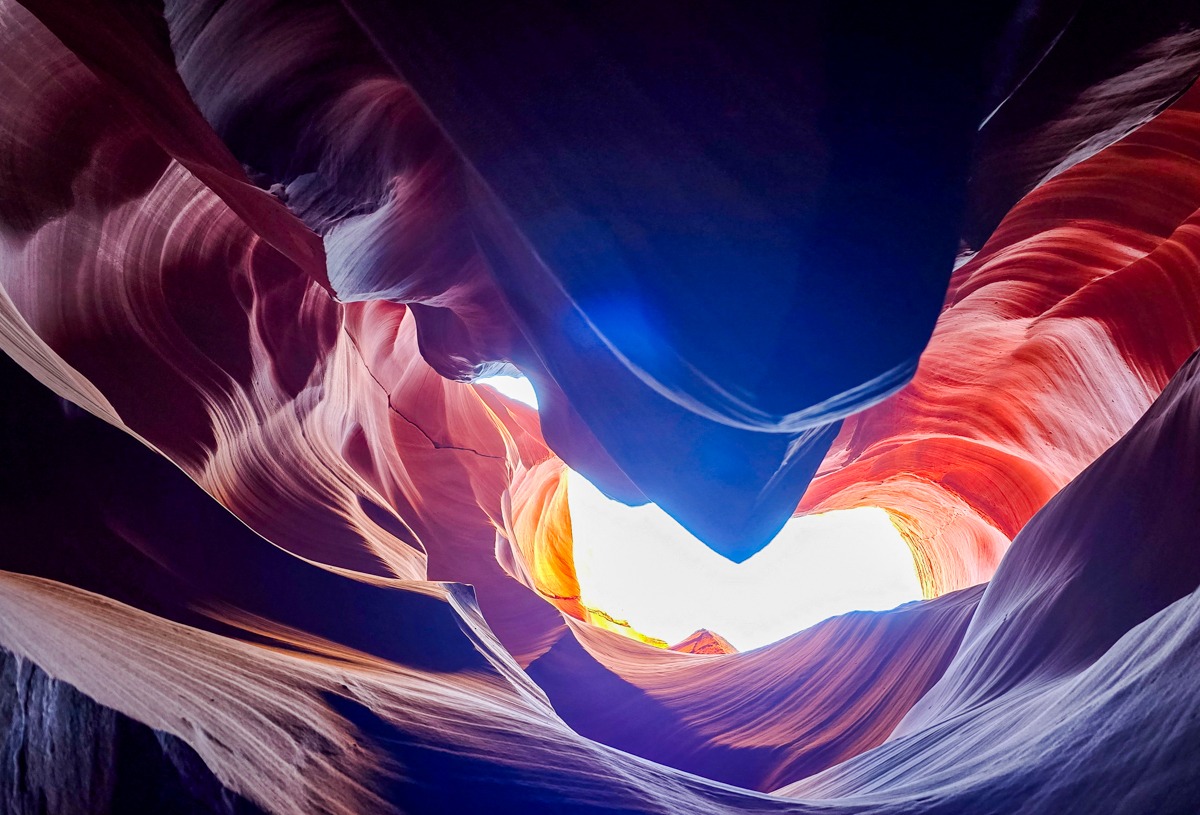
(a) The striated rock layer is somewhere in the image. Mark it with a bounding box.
[3,1,1200,813]
[802,75,1200,596]
[0,647,265,815]
[780,347,1200,813]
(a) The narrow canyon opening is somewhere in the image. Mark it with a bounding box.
[478,374,924,650]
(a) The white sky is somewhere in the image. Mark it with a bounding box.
[477,374,539,407]
[476,374,923,651]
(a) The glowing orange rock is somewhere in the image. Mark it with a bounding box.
[802,79,1200,596]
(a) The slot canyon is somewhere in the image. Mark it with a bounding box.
[4,2,1200,813]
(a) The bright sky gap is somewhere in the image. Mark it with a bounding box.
[476,373,922,650]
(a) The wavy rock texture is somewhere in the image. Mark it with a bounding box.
[152,0,1030,560]
[526,589,983,791]
[964,0,1200,247]
[0,648,265,815]
[4,1,1200,814]
[802,75,1200,596]
[781,349,1200,814]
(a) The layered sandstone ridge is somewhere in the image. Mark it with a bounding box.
[801,77,1200,596]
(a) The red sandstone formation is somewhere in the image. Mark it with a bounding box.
[3,1,1200,813]
[668,629,738,655]
[801,77,1200,597]
[780,348,1200,812]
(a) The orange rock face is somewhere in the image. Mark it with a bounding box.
[801,79,1200,596]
